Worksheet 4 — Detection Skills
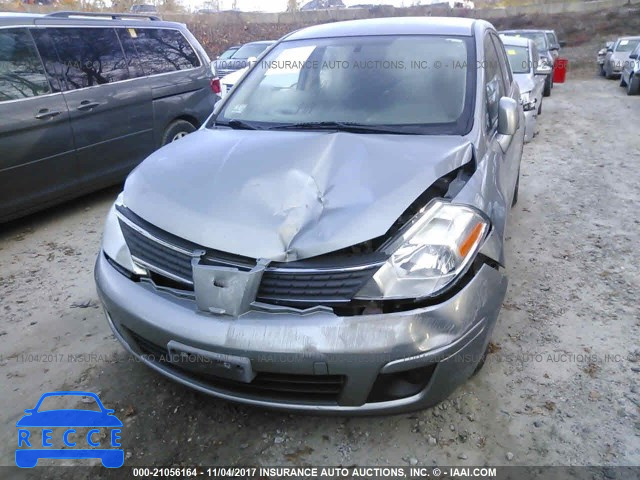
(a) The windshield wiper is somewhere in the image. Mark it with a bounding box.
[268,121,418,135]
[216,119,262,130]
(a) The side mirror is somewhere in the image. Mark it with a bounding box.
[535,64,552,75]
[607,47,614,53]
[559,40,567,48]
[630,53,638,60]
[247,56,258,66]
[498,97,519,136]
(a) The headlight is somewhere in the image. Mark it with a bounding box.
[520,91,536,111]
[354,200,489,300]
[102,194,144,275]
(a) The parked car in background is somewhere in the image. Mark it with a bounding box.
[219,66,248,98]
[544,29,565,60]
[620,43,640,95]
[212,40,275,78]
[217,45,240,60]
[597,41,615,76]
[96,17,524,414]
[501,36,545,143]
[130,4,157,13]
[604,36,640,79]
[0,12,216,223]
[499,29,556,96]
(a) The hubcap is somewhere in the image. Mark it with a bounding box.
[172,131,189,142]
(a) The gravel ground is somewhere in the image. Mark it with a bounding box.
[1,76,639,475]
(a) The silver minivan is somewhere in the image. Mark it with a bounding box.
[96,17,525,414]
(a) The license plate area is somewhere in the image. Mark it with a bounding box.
[167,340,256,383]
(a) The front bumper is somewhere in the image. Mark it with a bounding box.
[523,109,537,143]
[95,253,507,414]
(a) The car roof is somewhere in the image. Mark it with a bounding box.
[617,36,640,40]
[499,35,530,47]
[285,17,477,41]
[0,11,182,29]
[244,40,276,45]
[500,29,546,34]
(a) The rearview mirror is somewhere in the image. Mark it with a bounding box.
[498,97,519,136]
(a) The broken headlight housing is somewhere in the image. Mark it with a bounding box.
[354,200,488,300]
[101,194,142,275]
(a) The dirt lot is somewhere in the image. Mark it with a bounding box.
[1,73,640,475]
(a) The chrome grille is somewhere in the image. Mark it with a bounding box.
[117,206,382,306]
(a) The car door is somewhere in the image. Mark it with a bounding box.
[36,26,154,189]
[0,27,76,222]
[491,33,523,200]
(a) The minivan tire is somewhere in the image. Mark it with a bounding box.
[162,120,197,146]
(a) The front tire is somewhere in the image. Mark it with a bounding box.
[620,75,627,87]
[543,76,551,97]
[161,120,197,146]
[628,76,640,95]
[512,167,520,207]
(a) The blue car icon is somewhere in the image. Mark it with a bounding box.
[16,391,123,468]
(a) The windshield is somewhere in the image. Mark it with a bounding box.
[213,35,476,135]
[231,43,271,59]
[504,45,530,74]
[219,47,239,60]
[509,32,548,51]
[615,39,640,53]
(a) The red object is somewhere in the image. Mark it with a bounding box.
[553,58,568,83]
[210,78,221,94]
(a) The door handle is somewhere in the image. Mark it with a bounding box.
[34,109,61,120]
[77,101,101,111]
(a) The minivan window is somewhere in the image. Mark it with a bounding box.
[504,45,530,74]
[0,28,51,102]
[45,28,130,89]
[126,28,200,75]
[214,35,475,135]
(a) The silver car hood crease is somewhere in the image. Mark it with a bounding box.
[124,129,473,262]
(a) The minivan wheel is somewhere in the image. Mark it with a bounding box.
[162,120,196,146]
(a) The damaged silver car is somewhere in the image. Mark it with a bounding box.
[95,17,525,414]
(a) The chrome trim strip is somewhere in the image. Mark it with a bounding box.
[265,262,384,274]
[131,256,194,286]
[116,210,201,257]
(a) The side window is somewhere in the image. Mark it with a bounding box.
[483,34,506,132]
[125,28,200,76]
[0,28,51,102]
[491,34,513,87]
[45,28,130,90]
[116,28,146,78]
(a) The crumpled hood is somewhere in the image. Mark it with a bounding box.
[124,129,472,262]
[514,74,534,94]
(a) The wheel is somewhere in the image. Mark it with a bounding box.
[599,64,606,76]
[628,76,640,95]
[550,72,554,89]
[605,63,614,79]
[620,74,627,87]
[472,344,489,376]
[543,75,551,97]
[537,99,542,116]
[512,166,520,207]
[161,120,196,146]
